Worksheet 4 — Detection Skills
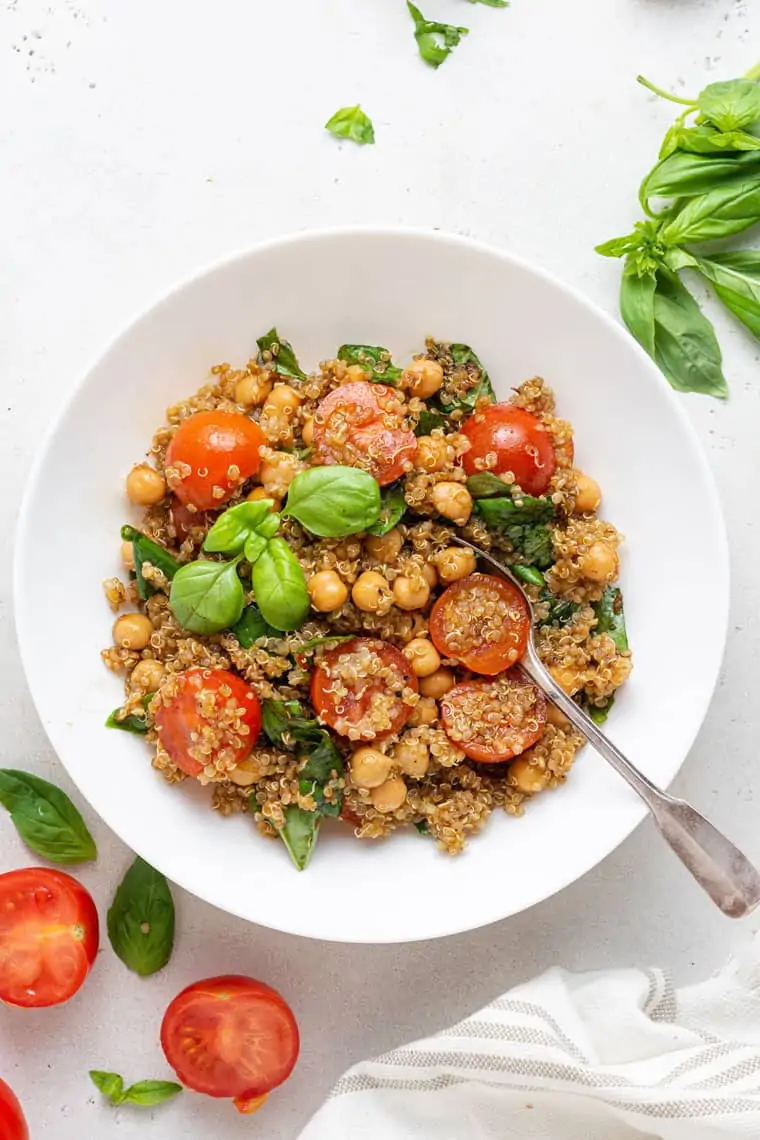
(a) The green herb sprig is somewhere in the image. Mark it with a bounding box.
[407,2,468,68]
[325,106,375,145]
[89,1070,182,1108]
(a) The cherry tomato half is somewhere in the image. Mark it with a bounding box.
[440,670,546,762]
[165,411,266,511]
[0,868,99,1009]
[461,404,556,495]
[161,975,300,1106]
[312,381,417,486]
[311,637,418,741]
[430,574,530,675]
[0,1078,29,1140]
[154,668,261,779]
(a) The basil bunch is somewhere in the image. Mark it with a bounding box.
[89,1071,181,1108]
[598,68,760,397]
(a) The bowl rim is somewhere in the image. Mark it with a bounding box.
[13,225,730,941]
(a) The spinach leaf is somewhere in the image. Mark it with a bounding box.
[0,770,97,864]
[366,484,407,536]
[169,557,246,635]
[511,564,545,589]
[325,105,375,145]
[203,500,276,555]
[105,708,150,734]
[284,465,382,537]
[262,699,344,819]
[465,472,513,499]
[121,526,181,600]
[232,604,280,647]
[107,856,175,976]
[262,698,314,747]
[438,342,495,413]
[407,2,468,68]
[651,269,728,398]
[256,328,306,381]
[279,805,320,871]
[251,538,310,631]
[415,408,448,435]
[697,78,760,134]
[540,593,580,628]
[337,344,403,384]
[689,250,760,342]
[475,495,556,569]
[89,1071,182,1108]
[594,586,629,653]
[620,263,657,358]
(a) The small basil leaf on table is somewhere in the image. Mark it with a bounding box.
[0,769,97,864]
[121,1080,183,1107]
[620,263,657,358]
[325,106,375,145]
[121,526,181,600]
[696,78,760,134]
[251,538,310,631]
[407,1,468,68]
[107,856,175,976]
[465,472,513,499]
[105,707,150,734]
[336,345,402,383]
[232,604,280,647]
[650,269,728,398]
[279,805,320,871]
[89,1071,125,1105]
[169,558,245,635]
[659,177,760,246]
[367,485,407,536]
[283,466,382,537]
[593,586,629,653]
[688,250,760,342]
[256,328,306,381]
[203,500,275,555]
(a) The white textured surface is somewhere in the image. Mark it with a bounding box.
[1,0,759,1136]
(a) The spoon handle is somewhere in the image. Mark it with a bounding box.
[523,643,760,918]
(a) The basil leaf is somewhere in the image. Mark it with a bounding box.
[540,593,580,628]
[641,149,760,208]
[651,270,728,398]
[407,1,468,68]
[668,124,760,155]
[660,178,760,245]
[439,343,495,412]
[587,695,615,725]
[122,1080,182,1107]
[232,604,280,646]
[89,1071,125,1105]
[203,500,275,555]
[256,328,306,381]
[337,344,402,383]
[620,262,657,358]
[251,538,310,631]
[511,565,545,588]
[107,856,175,976]
[257,512,281,539]
[697,79,760,133]
[169,558,245,635]
[366,485,406,536]
[262,698,310,746]
[475,496,555,569]
[476,494,554,526]
[244,532,269,565]
[279,805,320,871]
[262,699,344,819]
[595,232,644,259]
[284,465,381,537]
[415,408,448,435]
[0,770,97,864]
[121,526,181,600]
[465,472,513,499]
[105,708,150,735]
[325,105,375,145]
[689,250,760,341]
[593,586,629,653]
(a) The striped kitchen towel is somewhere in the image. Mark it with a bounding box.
[300,938,760,1138]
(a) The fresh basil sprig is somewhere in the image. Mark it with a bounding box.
[107,856,175,976]
[325,106,375,145]
[256,328,306,381]
[0,770,97,864]
[407,1,468,68]
[283,465,382,537]
[337,344,402,383]
[203,499,276,555]
[89,1070,182,1108]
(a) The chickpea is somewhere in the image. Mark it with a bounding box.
[510,757,550,794]
[301,416,315,446]
[259,452,302,498]
[370,776,408,813]
[416,435,448,473]
[352,570,393,614]
[265,384,302,413]
[247,486,282,512]
[393,575,430,612]
[125,464,166,506]
[580,541,618,583]
[419,667,455,699]
[365,528,404,562]
[120,540,135,571]
[113,613,153,651]
[404,638,441,678]
[574,472,602,513]
[435,546,476,584]
[421,562,438,588]
[432,482,472,526]
[394,739,430,779]
[408,696,438,727]
[308,570,348,613]
[229,758,258,787]
[350,747,392,789]
[129,659,165,692]
[403,358,444,399]
[546,702,572,728]
[235,372,273,408]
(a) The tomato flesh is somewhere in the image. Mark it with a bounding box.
[440,671,546,762]
[429,574,530,675]
[0,1078,29,1140]
[154,668,261,779]
[165,411,266,511]
[312,381,417,486]
[0,868,99,1008]
[311,637,418,740]
[461,404,556,495]
[161,975,299,1101]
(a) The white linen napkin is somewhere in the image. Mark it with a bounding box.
[299,937,760,1139]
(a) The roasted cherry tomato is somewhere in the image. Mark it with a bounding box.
[161,975,299,1109]
[312,381,417,486]
[440,670,546,762]
[165,411,266,511]
[0,868,99,1008]
[0,1078,29,1140]
[311,636,418,740]
[154,668,261,779]
[429,573,530,675]
[461,404,556,495]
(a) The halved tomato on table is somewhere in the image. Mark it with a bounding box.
[0,1078,28,1140]
[154,668,261,779]
[0,868,99,1008]
[461,404,556,495]
[312,381,416,486]
[311,636,418,740]
[440,670,546,762]
[161,975,300,1112]
[430,573,530,675]
[165,411,266,511]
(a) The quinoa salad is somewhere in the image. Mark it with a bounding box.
[103,331,632,870]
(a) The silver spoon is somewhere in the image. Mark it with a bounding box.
[451,536,760,918]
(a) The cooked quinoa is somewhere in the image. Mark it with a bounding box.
[103,334,632,868]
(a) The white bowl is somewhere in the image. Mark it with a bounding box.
[14,229,728,943]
